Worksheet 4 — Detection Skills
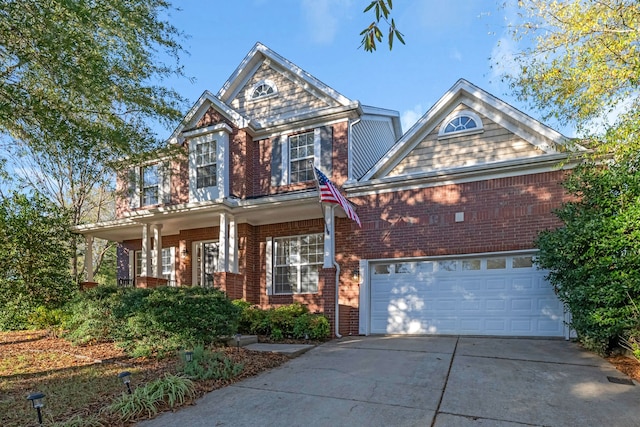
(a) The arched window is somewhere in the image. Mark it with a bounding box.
[438,110,483,137]
[249,79,277,100]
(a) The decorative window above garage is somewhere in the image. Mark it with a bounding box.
[250,79,277,100]
[438,110,483,138]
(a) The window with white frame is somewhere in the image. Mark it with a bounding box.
[273,234,323,294]
[289,131,315,183]
[142,164,159,205]
[438,110,483,138]
[196,138,217,188]
[250,79,276,100]
[134,248,175,285]
[161,248,176,286]
[194,241,219,287]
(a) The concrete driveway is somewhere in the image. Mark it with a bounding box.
[138,336,640,426]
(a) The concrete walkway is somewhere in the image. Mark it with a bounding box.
[138,336,640,427]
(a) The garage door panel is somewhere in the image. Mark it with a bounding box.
[370,255,565,337]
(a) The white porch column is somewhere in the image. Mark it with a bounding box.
[85,235,94,282]
[218,212,229,272]
[153,224,163,278]
[323,205,335,268]
[228,215,238,273]
[141,224,152,276]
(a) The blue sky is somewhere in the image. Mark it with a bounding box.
[159,0,572,137]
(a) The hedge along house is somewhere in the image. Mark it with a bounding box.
[74,42,583,338]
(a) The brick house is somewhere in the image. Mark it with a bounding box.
[74,42,581,338]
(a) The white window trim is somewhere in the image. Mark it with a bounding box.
[438,110,484,139]
[192,240,219,287]
[279,128,322,185]
[129,161,170,208]
[161,247,176,286]
[271,233,323,295]
[187,124,230,202]
[247,79,278,102]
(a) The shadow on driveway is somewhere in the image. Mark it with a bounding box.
[138,336,640,427]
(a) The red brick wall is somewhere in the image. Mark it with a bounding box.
[253,121,349,196]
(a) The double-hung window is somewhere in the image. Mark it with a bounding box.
[196,139,217,188]
[273,234,323,294]
[289,131,315,183]
[142,164,159,206]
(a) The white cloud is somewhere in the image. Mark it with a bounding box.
[401,104,424,132]
[301,0,344,45]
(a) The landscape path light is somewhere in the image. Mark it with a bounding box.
[185,350,194,363]
[118,371,132,394]
[26,392,45,425]
[235,333,242,352]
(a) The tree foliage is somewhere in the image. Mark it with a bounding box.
[0,192,75,330]
[360,0,405,52]
[502,0,640,153]
[0,0,187,161]
[535,153,640,353]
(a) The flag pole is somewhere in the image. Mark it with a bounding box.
[310,161,329,235]
[310,162,342,338]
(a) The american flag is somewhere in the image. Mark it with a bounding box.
[314,167,361,227]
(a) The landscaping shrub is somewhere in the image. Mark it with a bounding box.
[65,286,241,356]
[180,346,243,381]
[234,301,331,341]
[105,374,194,422]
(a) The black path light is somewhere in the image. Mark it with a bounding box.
[234,333,242,352]
[118,371,132,394]
[184,350,194,363]
[26,392,45,425]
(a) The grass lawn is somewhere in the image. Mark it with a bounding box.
[1,330,290,427]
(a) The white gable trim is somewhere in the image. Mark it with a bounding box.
[362,79,577,181]
[217,42,353,108]
[167,91,250,145]
[347,154,576,197]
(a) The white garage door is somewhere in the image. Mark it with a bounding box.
[369,254,565,336]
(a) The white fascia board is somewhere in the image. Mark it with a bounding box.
[182,122,233,138]
[71,218,139,235]
[346,153,578,197]
[362,79,577,181]
[250,104,361,139]
[167,91,250,145]
[217,42,353,108]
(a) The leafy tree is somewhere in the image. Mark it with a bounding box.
[3,141,118,282]
[502,0,640,154]
[0,192,75,329]
[360,0,405,52]
[535,153,640,353]
[0,0,188,161]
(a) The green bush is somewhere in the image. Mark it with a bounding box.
[64,286,241,356]
[105,374,194,422]
[180,346,243,381]
[535,156,640,354]
[234,301,331,341]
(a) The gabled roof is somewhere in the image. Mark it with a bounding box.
[166,91,252,145]
[217,42,354,108]
[362,79,576,181]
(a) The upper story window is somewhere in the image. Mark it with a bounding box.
[196,138,217,188]
[273,233,323,294]
[250,79,277,100]
[270,126,333,188]
[289,131,315,183]
[438,110,483,138]
[142,164,159,206]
